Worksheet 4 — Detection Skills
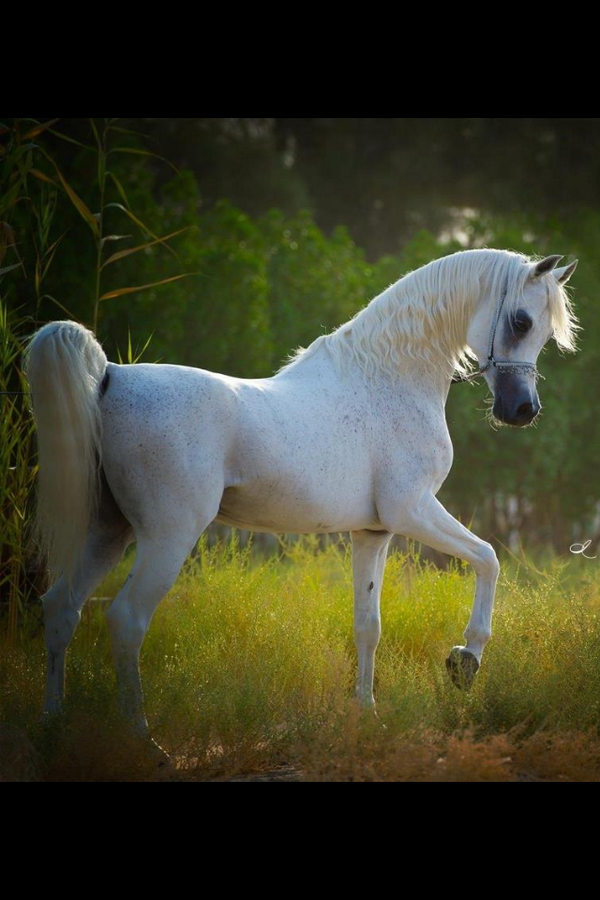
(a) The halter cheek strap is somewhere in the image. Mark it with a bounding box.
[452,282,539,384]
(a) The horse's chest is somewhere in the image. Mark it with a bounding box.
[378,418,453,494]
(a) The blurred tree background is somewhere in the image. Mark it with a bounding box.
[2,116,600,598]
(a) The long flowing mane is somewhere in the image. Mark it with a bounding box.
[282,248,578,379]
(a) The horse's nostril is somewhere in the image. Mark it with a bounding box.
[517,402,535,420]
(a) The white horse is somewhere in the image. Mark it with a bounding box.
[25,248,578,736]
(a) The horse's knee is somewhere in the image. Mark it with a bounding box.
[476,543,499,581]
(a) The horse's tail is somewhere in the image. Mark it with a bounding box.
[24,320,108,583]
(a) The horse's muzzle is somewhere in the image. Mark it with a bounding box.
[493,395,540,427]
[492,370,541,427]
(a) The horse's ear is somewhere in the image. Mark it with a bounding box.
[554,259,578,284]
[533,255,563,277]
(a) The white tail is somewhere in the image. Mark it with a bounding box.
[24,321,107,582]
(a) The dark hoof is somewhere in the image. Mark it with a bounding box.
[445,646,479,690]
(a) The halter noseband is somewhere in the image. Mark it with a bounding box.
[452,281,539,384]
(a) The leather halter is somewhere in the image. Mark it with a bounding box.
[452,282,539,384]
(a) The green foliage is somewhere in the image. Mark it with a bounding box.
[260,209,383,363]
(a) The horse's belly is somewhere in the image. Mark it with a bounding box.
[217,481,379,534]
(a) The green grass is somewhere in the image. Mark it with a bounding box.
[3,537,600,781]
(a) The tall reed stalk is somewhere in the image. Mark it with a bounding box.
[0,306,38,642]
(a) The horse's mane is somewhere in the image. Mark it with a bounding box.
[281,248,578,380]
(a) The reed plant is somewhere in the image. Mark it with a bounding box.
[0,306,38,641]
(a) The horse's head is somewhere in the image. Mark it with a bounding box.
[467,254,578,427]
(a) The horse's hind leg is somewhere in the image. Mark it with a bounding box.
[43,489,133,715]
[105,524,202,736]
[351,530,392,709]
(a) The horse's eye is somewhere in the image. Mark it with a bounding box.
[512,312,532,335]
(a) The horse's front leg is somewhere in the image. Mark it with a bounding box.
[381,493,499,689]
[351,530,393,708]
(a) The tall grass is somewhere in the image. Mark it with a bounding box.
[0,306,39,642]
[2,538,600,781]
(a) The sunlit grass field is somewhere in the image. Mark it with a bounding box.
[3,536,600,781]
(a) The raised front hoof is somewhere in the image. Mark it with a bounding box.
[445,646,479,690]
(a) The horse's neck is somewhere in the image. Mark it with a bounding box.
[279,335,451,409]
[389,357,452,405]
